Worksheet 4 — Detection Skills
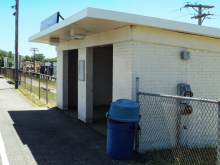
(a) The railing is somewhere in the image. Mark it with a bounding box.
[0,67,56,106]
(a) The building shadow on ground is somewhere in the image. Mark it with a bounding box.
[6,80,14,85]
[8,107,146,165]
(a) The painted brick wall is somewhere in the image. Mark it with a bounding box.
[131,41,220,100]
[131,41,220,152]
[93,47,113,105]
[78,48,93,123]
[56,51,68,110]
[113,42,133,102]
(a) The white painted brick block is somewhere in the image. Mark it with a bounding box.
[131,41,220,152]
[78,47,93,124]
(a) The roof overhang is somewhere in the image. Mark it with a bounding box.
[29,7,220,44]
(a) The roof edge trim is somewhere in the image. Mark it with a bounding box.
[28,8,89,42]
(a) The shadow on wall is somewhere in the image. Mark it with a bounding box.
[8,107,145,165]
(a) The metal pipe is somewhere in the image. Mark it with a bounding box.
[30,72,32,93]
[46,75,48,104]
[39,74,40,100]
[218,101,220,164]
[138,92,218,103]
[136,77,139,103]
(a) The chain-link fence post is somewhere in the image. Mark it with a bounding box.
[25,72,26,89]
[39,74,40,100]
[46,76,48,104]
[31,72,32,93]
[19,71,21,85]
[218,101,220,165]
[135,77,140,151]
[136,77,139,103]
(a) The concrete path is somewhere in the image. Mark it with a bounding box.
[0,76,146,165]
[0,77,48,165]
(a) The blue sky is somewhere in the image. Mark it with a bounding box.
[1,0,220,58]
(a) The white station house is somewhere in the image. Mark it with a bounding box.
[29,7,220,124]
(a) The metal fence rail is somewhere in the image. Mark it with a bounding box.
[137,91,219,164]
[0,68,15,80]
[0,67,56,106]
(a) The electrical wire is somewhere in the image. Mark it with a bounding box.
[169,8,182,13]
[172,14,193,19]
[194,0,202,5]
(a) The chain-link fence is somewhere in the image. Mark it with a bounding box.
[0,68,14,80]
[137,92,219,164]
[0,68,56,106]
[0,67,2,76]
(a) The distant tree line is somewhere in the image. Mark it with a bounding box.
[0,50,14,67]
[21,54,57,62]
[0,49,57,67]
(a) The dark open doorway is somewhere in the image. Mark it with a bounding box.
[68,49,78,117]
[90,45,113,136]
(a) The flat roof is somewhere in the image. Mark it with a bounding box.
[29,7,220,44]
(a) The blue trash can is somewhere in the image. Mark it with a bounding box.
[106,99,140,122]
[106,99,140,159]
[106,119,138,159]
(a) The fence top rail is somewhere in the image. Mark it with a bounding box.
[138,92,219,103]
[18,70,56,78]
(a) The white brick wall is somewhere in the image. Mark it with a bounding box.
[113,42,133,101]
[78,47,93,123]
[56,51,68,110]
[130,41,220,152]
[131,41,220,100]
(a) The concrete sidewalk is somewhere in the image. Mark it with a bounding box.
[0,76,146,165]
[0,77,48,165]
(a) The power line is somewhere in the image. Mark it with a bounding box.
[167,1,201,19]
[169,8,182,13]
[184,4,214,25]
[30,48,39,72]
[173,14,193,19]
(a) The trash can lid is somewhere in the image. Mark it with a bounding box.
[112,99,139,108]
[106,111,141,122]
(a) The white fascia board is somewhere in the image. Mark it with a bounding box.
[29,7,220,43]
[28,8,89,42]
[87,7,220,38]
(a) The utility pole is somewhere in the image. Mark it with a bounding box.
[30,48,39,72]
[184,4,214,25]
[11,0,19,89]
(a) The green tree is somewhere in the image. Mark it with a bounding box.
[31,53,45,62]
[0,50,14,67]
[22,55,32,62]
[8,51,14,63]
[44,57,57,62]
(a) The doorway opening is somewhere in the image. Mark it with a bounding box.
[67,49,78,118]
[90,45,113,136]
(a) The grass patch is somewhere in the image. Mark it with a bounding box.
[135,147,217,165]
[14,88,45,107]
[0,74,56,107]
[31,75,56,88]
[19,82,56,107]
[16,86,55,107]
